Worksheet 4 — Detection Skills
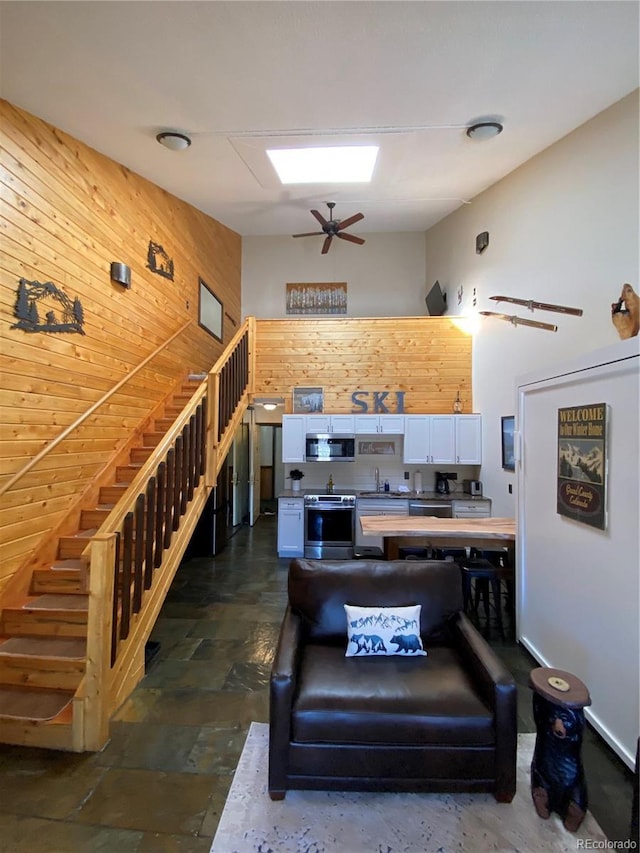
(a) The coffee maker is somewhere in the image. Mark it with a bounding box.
[435,472,450,495]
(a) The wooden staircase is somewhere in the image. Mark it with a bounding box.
[0,380,202,748]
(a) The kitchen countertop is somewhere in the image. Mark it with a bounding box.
[279,490,490,501]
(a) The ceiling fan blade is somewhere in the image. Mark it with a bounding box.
[337,232,365,245]
[336,212,364,231]
[321,236,333,254]
[311,209,328,227]
[292,231,324,238]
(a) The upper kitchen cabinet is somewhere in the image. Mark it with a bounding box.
[454,414,482,464]
[282,415,306,463]
[305,414,355,433]
[354,414,405,435]
[403,415,455,464]
[403,414,482,464]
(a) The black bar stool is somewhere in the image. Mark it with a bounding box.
[457,549,514,639]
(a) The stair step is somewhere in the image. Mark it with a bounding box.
[142,431,165,447]
[32,568,86,594]
[99,484,127,504]
[58,529,96,560]
[154,418,174,432]
[80,507,111,529]
[0,636,86,658]
[0,637,85,690]
[0,685,75,722]
[2,595,89,637]
[130,447,153,464]
[115,464,142,484]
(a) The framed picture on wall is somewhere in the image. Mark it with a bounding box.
[293,387,324,414]
[501,416,515,471]
[198,278,223,342]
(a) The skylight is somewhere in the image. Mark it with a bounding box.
[266,146,378,184]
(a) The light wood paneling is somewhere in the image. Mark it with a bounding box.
[254,317,472,414]
[0,99,241,592]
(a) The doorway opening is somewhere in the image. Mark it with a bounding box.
[258,425,282,515]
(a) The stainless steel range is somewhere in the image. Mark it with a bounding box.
[304,493,356,559]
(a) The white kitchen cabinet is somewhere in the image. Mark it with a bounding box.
[403,415,456,464]
[403,416,430,463]
[306,414,355,433]
[354,414,404,435]
[403,414,482,464]
[355,498,408,548]
[454,415,482,464]
[430,415,457,463]
[277,497,304,557]
[281,415,306,463]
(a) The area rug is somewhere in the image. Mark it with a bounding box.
[211,723,608,853]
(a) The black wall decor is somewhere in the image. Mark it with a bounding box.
[11,278,85,335]
[146,240,174,280]
[476,231,489,254]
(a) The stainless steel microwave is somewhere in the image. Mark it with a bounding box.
[305,434,355,462]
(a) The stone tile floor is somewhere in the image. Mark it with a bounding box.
[0,517,634,851]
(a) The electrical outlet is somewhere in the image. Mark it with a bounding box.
[404,471,410,480]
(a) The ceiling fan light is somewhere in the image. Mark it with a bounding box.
[156,131,192,151]
[466,121,503,141]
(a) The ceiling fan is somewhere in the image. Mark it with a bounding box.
[292,202,365,254]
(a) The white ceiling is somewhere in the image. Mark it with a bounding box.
[1,1,638,237]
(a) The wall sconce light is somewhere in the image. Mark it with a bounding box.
[254,397,285,411]
[156,131,192,151]
[110,262,131,289]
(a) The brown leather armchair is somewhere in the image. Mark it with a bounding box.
[269,558,517,802]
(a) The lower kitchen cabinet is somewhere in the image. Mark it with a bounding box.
[452,499,491,518]
[355,499,408,549]
[277,497,304,557]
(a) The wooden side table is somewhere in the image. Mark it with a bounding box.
[529,667,591,832]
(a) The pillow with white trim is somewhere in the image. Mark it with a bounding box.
[344,604,427,657]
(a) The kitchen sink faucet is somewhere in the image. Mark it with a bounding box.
[375,467,381,492]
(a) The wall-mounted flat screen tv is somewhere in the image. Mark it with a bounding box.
[425,280,447,316]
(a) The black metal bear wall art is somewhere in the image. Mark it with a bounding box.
[531,693,589,832]
[146,240,174,280]
[11,278,85,335]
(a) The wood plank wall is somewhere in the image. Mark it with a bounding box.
[0,100,241,594]
[254,317,472,414]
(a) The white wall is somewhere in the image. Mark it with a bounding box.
[424,91,639,516]
[516,340,639,767]
[242,231,427,318]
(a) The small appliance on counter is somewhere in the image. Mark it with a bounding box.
[463,479,483,496]
[435,472,456,494]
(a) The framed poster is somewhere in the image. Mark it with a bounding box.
[557,403,607,529]
[199,278,223,342]
[501,416,515,471]
[286,282,347,314]
[292,387,323,414]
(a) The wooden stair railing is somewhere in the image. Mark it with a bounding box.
[79,318,253,750]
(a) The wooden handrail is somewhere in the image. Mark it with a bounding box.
[0,319,192,496]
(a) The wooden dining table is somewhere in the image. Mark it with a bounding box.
[359,515,516,561]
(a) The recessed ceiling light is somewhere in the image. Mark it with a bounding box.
[156,131,192,151]
[266,146,378,184]
[466,122,503,141]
